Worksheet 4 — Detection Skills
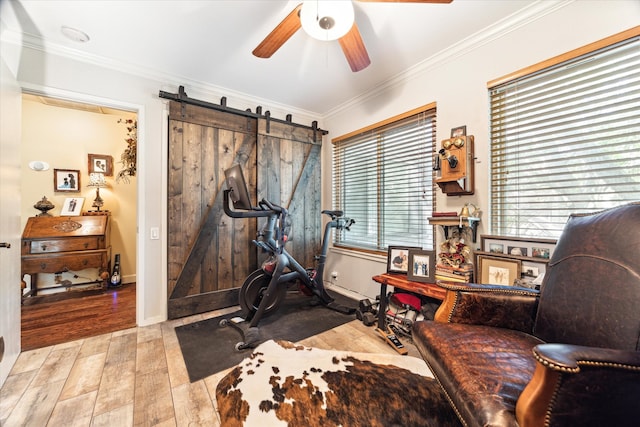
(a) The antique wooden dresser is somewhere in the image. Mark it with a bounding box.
[21,215,111,296]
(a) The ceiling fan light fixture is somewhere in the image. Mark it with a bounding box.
[300,1,355,41]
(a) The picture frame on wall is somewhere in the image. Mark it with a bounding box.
[88,154,113,176]
[477,255,521,286]
[407,249,436,283]
[54,169,81,192]
[386,246,420,274]
[60,197,84,216]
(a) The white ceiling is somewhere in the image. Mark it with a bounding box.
[2,0,543,116]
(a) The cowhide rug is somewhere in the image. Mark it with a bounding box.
[215,340,461,427]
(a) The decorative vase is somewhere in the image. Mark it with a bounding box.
[34,196,54,216]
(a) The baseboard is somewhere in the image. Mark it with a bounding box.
[122,274,136,284]
[326,284,367,302]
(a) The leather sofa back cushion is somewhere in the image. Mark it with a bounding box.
[534,203,640,351]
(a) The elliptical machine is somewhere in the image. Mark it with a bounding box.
[221,164,356,350]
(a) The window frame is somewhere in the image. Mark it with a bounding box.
[331,103,438,253]
[487,27,640,238]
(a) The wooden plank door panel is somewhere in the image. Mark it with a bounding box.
[168,102,257,319]
[167,102,321,319]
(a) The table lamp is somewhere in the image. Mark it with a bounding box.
[88,172,107,211]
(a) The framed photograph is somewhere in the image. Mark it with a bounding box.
[451,125,466,138]
[54,169,81,192]
[477,255,521,286]
[60,197,84,216]
[88,154,113,176]
[522,264,540,278]
[488,242,505,254]
[407,249,436,283]
[532,247,551,259]
[386,246,420,274]
[507,246,528,257]
[481,235,557,260]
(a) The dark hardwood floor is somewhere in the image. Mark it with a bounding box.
[21,283,137,351]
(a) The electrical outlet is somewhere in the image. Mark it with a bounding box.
[331,271,338,279]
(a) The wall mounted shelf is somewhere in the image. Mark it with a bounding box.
[428,216,480,242]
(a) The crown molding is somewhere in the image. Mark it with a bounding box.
[2,29,323,127]
[323,0,572,120]
[2,0,571,123]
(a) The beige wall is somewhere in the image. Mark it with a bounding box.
[21,98,137,290]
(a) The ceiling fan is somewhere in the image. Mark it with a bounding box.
[252,0,453,72]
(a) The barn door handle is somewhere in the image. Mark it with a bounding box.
[0,243,10,249]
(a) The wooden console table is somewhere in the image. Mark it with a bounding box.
[21,215,111,297]
[372,273,446,330]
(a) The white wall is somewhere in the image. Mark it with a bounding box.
[2,0,638,339]
[322,1,640,299]
[0,17,23,386]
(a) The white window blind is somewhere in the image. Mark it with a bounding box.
[489,34,640,238]
[332,108,437,251]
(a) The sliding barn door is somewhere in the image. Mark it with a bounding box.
[167,102,322,319]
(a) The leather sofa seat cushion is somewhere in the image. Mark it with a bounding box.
[413,321,544,427]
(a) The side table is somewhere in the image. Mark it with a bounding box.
[371,273,446,330]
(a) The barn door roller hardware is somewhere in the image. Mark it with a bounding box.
[159,86,327,141]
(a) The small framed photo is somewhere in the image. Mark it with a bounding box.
[508,246,528,257]
[488,243,505,254]
[451,125,466,138]
[60,197,84,216]
[54,169,81,192]
[407,249,436,283]
[477,255,521,286]
[532,247,551,259]
[387,246,420,274]
[522,265,540,278]
[88,154,113,176]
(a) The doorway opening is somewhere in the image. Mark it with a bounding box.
[20,93,138,349]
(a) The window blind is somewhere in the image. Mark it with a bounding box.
[489,35,640,238]
[332,108,437,251]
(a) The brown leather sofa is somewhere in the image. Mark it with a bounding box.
[412,203,640,427]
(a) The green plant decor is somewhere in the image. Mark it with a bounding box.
[116,119,137,183]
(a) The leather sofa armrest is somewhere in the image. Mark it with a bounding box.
[434,281,539,334]
[517,343,640,427]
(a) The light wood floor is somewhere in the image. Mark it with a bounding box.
[2,301,421,426]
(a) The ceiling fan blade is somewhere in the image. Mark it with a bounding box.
[339,23,371,72]
[252,4,302,58]
[356,1,453,3]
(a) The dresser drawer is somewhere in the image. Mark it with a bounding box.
[26,237,103,254]
[22,250,108,273]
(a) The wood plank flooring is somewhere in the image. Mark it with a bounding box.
[3,288,421,426]
[21,284,137,351]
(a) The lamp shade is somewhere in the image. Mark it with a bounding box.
[300,1,355,41]
[88,172,107,188]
